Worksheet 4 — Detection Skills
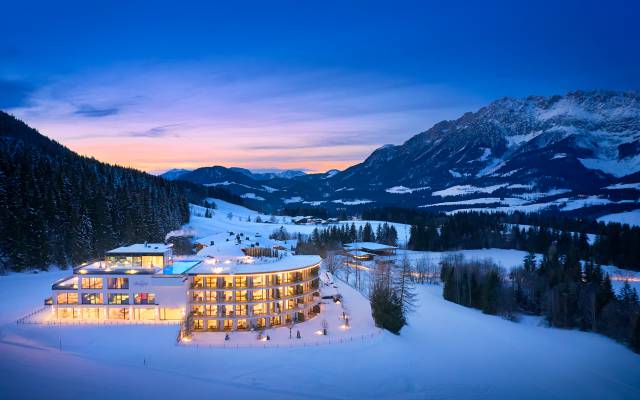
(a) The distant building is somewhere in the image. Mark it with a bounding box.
[343,242,398,256]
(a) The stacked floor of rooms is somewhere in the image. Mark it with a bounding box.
[46,243,322,331]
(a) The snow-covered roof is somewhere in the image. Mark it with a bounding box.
[343,242,398,251]
[106,243,172,254]
[187,255,321,275]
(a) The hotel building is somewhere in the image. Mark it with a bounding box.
[46,244,322,331]
[187,255,321,331]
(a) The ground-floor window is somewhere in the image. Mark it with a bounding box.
[56,307,80,319]
[108,307,129,320]
[133,307,156,320]
[206,320,218,331]
[237,319,248,330]
[159,307,183,320]
[223,319,233,330]
[81,307,102,320]
[256,317,266,328]
[270,316,281,326]
[193,319,204,331]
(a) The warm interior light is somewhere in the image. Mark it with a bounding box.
[125,269,138,274]
[79,269,87,274]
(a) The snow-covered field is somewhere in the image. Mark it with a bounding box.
[2,202,639,399]
[1,267,640,399]
[598,209,640,227]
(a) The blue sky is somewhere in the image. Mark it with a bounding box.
[1,0,639,172]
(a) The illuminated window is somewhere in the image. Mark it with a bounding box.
[237,319,248,330]
[192,305,204,315]
[141,255,164,268]
[285,286,296,297]
[252,289,266,301]
[224,291,234,302]
[252,303,266,315]
[192,291,204,302]
[223,277,233,288]
[107,277,129,289]
[134,293,155,305]
[223,305,234,316]
[193,319,204,330]
[223,320,233,330]
[205,291,216,302]
[108,293,129,305]
[236,290,248,302]
[81,277,103,289]
[270,315,281,326]
[57,307,80,319]
[160,308,182,320]
[108,307,129,320]
[81,293,103,305]
[235,304,247,316]
[207,320,218,331]
[205,276,216,288]
[134,308,156,320]
[81,307,101,320]
[56,292,78,304]
[193,276,204,288]
[235,276,247,288]
[256,317,266,328]
[253,275,265,287]
[205,305,218,316]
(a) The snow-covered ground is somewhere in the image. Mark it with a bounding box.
[597,209,640,227]
[1,267,639,399]
[2,203,639,399]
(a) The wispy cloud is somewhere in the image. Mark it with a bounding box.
[73,104,120,118]
[127,124,182,138]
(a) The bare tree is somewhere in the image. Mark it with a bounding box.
[324,250,340,274]
[396,254,417,314]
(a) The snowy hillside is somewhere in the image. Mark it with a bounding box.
[178,199,410,258]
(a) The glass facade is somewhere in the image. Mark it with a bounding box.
[188,263,321,332]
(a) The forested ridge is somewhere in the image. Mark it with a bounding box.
[0,112,192,271]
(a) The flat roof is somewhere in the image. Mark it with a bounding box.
[344,242,398,251]
[107,243,171,254]
[187,255,322,275]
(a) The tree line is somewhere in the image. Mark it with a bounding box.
[394,210,640,271]
[440,248,640,353]
[295,222,398,256]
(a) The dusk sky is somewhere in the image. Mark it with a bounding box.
[1,0,639,173]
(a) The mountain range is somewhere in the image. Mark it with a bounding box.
[166,90,640,217]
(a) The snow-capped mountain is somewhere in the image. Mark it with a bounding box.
[172,91,640,216]
[159,168,191,180]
